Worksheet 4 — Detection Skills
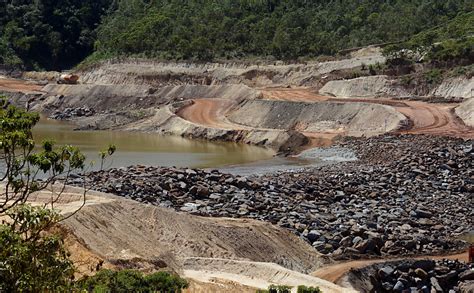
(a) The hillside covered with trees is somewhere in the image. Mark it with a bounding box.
[0,0,112,70]
[1,0,473,70]
[384,11,474,65]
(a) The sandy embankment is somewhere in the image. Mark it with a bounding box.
[0,185,350,292]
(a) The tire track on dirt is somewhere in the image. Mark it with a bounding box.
[176,99,250,130]
[262,88,474,139]
[0,77,43,94]
[176,97,345,148]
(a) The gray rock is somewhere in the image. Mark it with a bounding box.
[393,280,405,291]
[459,269,474,281]
[378,266,395,278]
[307,230,321,243]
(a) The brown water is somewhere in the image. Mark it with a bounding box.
[32,118,275,171]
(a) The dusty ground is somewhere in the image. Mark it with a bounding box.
[176,98,248,130]
[261,88,474,139]
[0,76,43,94]
[184,258,354,293]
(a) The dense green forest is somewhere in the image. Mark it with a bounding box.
[384,11,474,64]
[1,0,473,70]
[0,0,112,70]
[91,0,474,62]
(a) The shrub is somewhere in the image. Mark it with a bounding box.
[257,284,292,293]
[77,269,189,293]
[0,205,74,292]
[368,64,377,75]
[424,69,443,84]
[297,285,322,293]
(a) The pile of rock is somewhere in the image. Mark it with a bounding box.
[70,135,472,259]
[349,259,474,292]
[50,106,95,119]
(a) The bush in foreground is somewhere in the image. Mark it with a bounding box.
[77,269,188,293]
[257,284,321,293]
[297,285,322,293]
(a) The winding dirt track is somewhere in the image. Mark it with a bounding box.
[176,99,249,130]
[176,97,343,147]
[312,252,469,284]
[175,88,473,150]
[396,101,473,138]
[262,88,474,139]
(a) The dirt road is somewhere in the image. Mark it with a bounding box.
[177,88,473,147]
[396,101,474,138]
[262,88,474,139]
[176,99,249,130]
[176,97,345,148]
[0,76,43,94]
[184,257,355,293]
[312,252,469,284]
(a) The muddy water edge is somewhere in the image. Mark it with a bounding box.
[32,117,275,171]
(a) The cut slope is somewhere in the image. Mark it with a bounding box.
[228,99,405,137]
[262,88,474,139]
[39,83,258,113]
[183,258,355,293]
[320,75,474,99]
[455,98,474,127]
[78,52,384,88]
[10,185,345,291]
[62,195,324,274]
[319,75,408,98]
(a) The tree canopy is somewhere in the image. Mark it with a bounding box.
[0,0,112,70]
[384,11,474,64]
[93,0,473,61]
[1,0,473,69]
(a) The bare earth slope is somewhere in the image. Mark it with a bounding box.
[64,198,325,274]
[6,185,350,292]
[77,48,384,88]
[0,76,43,94]
[262,88,474,139]
[455,98,474,127]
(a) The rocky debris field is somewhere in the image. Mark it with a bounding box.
[348,259,474,292]
[50,106,95,119]
[70,135,473,259]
